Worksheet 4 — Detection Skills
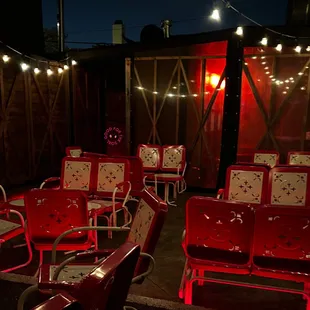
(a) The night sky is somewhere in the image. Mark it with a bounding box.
[42,0,288,47]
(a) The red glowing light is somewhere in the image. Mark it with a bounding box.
[205,73,225,89]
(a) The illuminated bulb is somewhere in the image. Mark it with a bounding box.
[260,37,268,46]
[172,86,177,89]
[295,45,302,53]
[269,75,273,78]
[58,68,63,74]
[272,78,276,81]
[210,9,220,21]
[34,68,40,74]
[71,60,77,65]
[298,72,303,75]
[244,62,248,65]
[64,65,69,70]
[261,56,266,59]
[2,55,9,62]
[265,71,270,74]
[262,62,266,65]
[21,63,29,71]
[276,80,281,85]
[236,27,243,36]
[193,94,198,97]
[283,91,287,94]
[280,81,284,84]
[264,67,269,70]
[290,80,294,83]
[252,56,257,59]
[307,46,310,52]
[301,87,306,90]
[286,86,289,89]
[257,79,261,82]
[137,86,143,90]
[289,77,294,80]
[47,69,53,76]
[167,93,174,97]
[153,91,158,94]
[181,95,186,98]
[275,44,282,52]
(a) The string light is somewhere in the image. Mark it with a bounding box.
[275,44,282,52]
[307,46,310,52]
[34,68,40,74]
[294,45,302,53]
[71,60,77,65]
[58,67,63,74]
[20,63,29,71]
[64,65,69,70]
[47,69,53,76]
[260,37,268,46]
[235,26,243,36]
[2,55,9,62]
[210,8,220,21]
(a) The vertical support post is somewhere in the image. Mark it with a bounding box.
[199,58,206,175]
[125,58,132,155]
[216,36,244,189]
[68,64,76,145]
[24,71,34,179]
[175,59,181,144]
[152,60,157,144]
[58,0,65,53]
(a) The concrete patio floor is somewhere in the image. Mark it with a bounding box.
[0,188,307,310]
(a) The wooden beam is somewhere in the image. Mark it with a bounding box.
[125,58,132,155]
[152,60,157,144]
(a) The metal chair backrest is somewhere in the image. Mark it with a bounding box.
[137,144,161,171]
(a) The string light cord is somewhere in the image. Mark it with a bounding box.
[0,39,73,66]
[221,0,310,40]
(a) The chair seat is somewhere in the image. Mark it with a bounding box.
[186,245,251,275]
[88,200,123,215]
[32,236,92,251]
[40,264,96,283]
[0,219,23,241]
[145,173,183,182]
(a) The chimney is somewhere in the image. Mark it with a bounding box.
[161,20,172,38]
[112,20,125,44]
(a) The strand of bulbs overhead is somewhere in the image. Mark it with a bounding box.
[1,53,78,75]
[209,5,310,54]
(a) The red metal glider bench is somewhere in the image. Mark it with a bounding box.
[252,150,280,167]
[288,151,310,166]
[31,293,81,309]
[180,196,310,309]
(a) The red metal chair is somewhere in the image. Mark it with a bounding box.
[19,242,141,310]
[251,205,310,305]
[38,189,167,285]
[253,150,280,168]
[31,293,81,309]
[268,166,310,206]
[288,151,310,166]
[179,196,255,304]
[65,146,83,158]
[88,157,132,239]
[0,206,33,272]
[24,189,93,271]
[217,164,269,205]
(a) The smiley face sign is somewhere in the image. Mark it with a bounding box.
[104,127,123,146]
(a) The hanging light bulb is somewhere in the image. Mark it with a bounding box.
[63,65,69,70]
[20,63,29,71]
[47,68,53,76]
[34,68,40,74]
[275,44,282,52]
[71,60,77,65]
[260,37,268,46]
[210,8,220,21]
[235,27,243,36]
[295,45,302,53]
[2,55,10,62]
[58,67,63,74]
[307,46,310,52]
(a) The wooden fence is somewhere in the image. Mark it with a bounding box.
[0,62,101,187]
